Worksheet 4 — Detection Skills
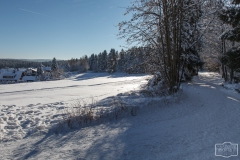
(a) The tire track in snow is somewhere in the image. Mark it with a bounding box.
[0,79,142,95]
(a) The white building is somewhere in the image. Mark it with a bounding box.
[0,68,37,82]
[0,70,24,82]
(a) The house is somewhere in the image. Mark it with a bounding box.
[21,68,37,82]
[0,70,24,82]
[0,68,37,82]
[24,68,37,76]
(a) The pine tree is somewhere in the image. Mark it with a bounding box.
[219,0,240,81]
[64,63,70,72]
[51,57,59,78]
[107,48,117,73]
[117,49,125,72]
[37,64,44,80]
[102,50,108,71]
[37,64,43,76]
[88,54,95,71]
[136,47,145,73]
[93,54,98,72]
[97,52,103,72]
[79,56,89,72]
[51,57,58,72]
[181,0,203,80]
[125,47,135,73]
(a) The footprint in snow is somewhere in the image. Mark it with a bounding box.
[27,104,34,107]
[25,110,34,114]
[58,106,65,110]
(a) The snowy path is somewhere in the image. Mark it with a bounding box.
[1,72,240,160]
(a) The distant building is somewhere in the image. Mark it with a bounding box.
[0,70,24,82]
[24,68,37,76]
[0,68,37,82]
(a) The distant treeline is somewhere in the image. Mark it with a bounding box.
[1,47,151,74]
[0,59,67,69]
[67,47,151,74]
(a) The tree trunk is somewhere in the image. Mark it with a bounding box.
[230,68,234,83]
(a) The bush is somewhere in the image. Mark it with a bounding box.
[54,97,138,133]
[144,72,169,96]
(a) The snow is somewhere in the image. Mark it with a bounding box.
[22,76,37,81]
[0,72,149,141]
[43,67,51,72]
[0,72,240,159]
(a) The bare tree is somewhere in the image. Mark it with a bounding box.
[119,0,203,93]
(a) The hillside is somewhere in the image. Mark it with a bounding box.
[0,72,240,159]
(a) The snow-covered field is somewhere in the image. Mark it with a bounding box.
[0,72,240,160]
[0,73,149,141]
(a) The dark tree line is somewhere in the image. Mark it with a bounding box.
[1,47,149,75]
[67,47,149,74]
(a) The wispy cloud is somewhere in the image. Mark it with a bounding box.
[19,8,53,18]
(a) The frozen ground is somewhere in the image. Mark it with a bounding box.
[0,72,240,160]
[0,72,149,141]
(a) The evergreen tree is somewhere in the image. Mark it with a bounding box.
[93,54,98,72]
[219,0,240,81]
[117,49,125,72]
[102,50,108,71]
[107,48,117,73]
[181,0,203,80]
[97,52,104,72]
[136,47,145,73]
[51,57,59,78]
[37,64,43,76]
[88,54,95,71]
[125,47,135,73]
[37,64,44,81]
[63,62,70,72]
[51,57,58,72]
[78,56,89,72]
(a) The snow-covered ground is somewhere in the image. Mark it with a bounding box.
[0,72,240,159]
[0,72,149,142]
[0,72,147,106]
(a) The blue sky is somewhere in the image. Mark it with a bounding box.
[0,0,131,60]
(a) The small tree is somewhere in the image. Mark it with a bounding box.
[88,54,95,71]
[51,57,59,78]
[65,63,71,72]
[107,48,117,74]
[37,64,43,81]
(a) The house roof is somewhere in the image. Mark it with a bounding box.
[26,68,37,72]
[0,71,23,80]
[2,73,16,77]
